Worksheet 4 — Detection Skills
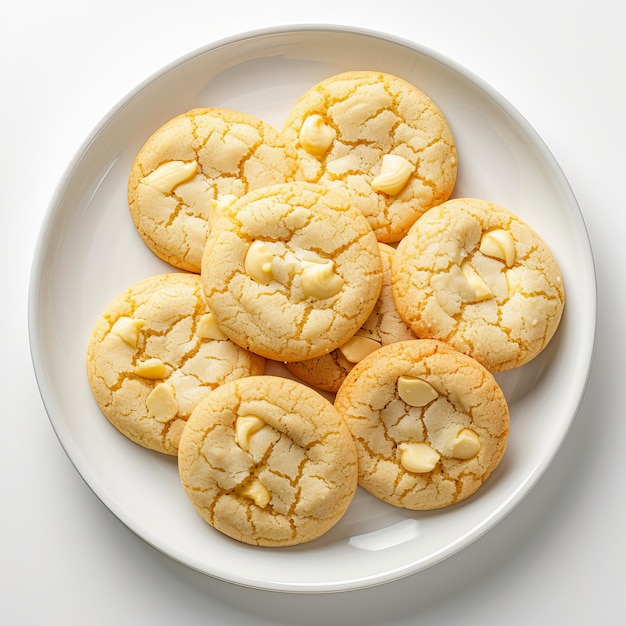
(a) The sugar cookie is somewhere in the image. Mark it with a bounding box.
[178,375,359,546]
[286,243,415,392]
[281,71,457,242]
[201,181,384,362]
[128,108,296,273]
[334,339,509,510]
[86,273,265,455]
[392,198,565,371]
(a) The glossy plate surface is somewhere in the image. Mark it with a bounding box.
[29,26,596,592]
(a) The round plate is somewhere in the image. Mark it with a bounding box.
[28,25,596,593]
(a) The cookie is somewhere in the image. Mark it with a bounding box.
[86,273,265,455]
[285,243,416,393]
[128,107,296,273]
[178,375,359,546]
[201,181,384,362]
[334,340,509,510]
[281,70,457,242]
[392,198,565,372]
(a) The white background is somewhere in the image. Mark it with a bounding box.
[2,0,623,623]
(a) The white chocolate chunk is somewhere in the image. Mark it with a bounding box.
[371,154,414,196]
[398,442,440,473]
[143,160,198,194]
[505,270,524,297]
[301,258,344,299]
[236,479,271,508]
[244,240,274,285]
[460,260,494,302]
[146,382,178,423]
[339,335,380,363]
[111,317,145,348]
[196,312,227,340]
[134,357,170,379]
[299,114,336,156]
[450,428,481,460]
[209,194,238,229]
[479,229,516,267]
[326,154,359,175]
[234,415,266,452]
[397,375,439,407]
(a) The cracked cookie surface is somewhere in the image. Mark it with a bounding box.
[178,375,359,546]
[281,71,457,242]
[86,273,265,455]
[392,198,565,372]
[286,243,415,392]
[201,181,384,362]
[334,339,509,510]
[128,108,296,273]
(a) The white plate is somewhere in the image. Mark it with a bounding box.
[29,25,596,593]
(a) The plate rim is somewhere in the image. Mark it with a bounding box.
[28,23,597,593]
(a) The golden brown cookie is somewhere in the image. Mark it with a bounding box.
[178,375,359,546]
[334,340,509,510]
[281,71,457,242]
[392,198,565,372]
[128,107,296,273]
[285,243,415,392]
[201,181,384,362]
[86,273,265,455]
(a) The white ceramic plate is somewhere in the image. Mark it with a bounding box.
[29,26,596,593]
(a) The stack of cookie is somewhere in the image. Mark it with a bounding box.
[86,71,564,547]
